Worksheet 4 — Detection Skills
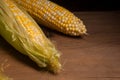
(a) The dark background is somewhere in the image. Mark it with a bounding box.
[51,0,120,11]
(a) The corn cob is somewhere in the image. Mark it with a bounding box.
[13,0,87,36]
[0,0,61,73]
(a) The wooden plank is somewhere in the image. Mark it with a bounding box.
[0,11,120,80]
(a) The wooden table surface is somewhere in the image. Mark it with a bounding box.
[0,11,120,80]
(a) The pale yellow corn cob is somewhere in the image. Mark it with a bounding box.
[0,0,61,73]
[13,0,87,36]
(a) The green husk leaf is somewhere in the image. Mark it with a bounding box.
[0,0,61,73]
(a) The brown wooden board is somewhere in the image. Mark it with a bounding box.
[0,11,120,80]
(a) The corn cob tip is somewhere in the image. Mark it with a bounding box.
[30,51,61,73]
[47,56,61,73]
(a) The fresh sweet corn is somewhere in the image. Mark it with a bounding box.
[0,0,61,73]
[13,0,87,36]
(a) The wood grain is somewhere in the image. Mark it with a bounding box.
[0,11,120,80]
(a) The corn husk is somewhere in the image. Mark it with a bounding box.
[0,0,61,73]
